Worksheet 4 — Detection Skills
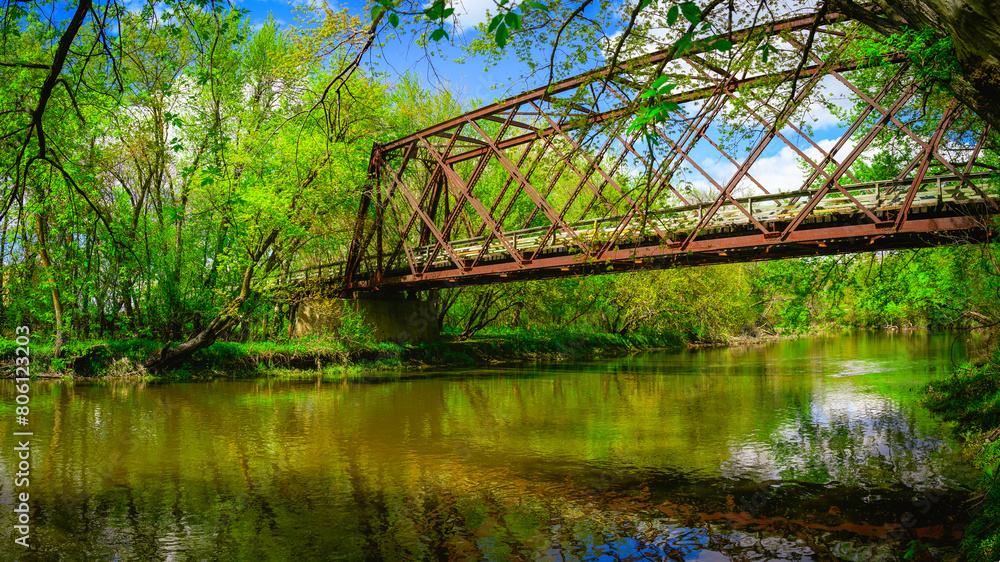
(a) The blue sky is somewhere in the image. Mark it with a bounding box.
[237,0,529,104]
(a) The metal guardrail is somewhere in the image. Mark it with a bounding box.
[412,173,994,267]
[288,173,994,281]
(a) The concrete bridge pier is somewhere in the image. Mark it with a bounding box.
[293,294,440,343]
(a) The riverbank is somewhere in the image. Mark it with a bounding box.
[0,330,689,380]
[923,352,1000,562]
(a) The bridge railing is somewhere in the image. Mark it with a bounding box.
[408,172,993,269]
[285,261,348,285]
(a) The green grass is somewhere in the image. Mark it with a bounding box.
[409,328,680,366]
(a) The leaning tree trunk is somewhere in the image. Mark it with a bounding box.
[836,0,1000,129]
[887,0,1000,128]
[142,311,240,373]
[142,230,278,373]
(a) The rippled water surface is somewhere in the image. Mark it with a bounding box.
[0,331,982,560]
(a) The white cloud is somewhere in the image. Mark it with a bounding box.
[451,0,498,33]
[796,75,854,132]
[682,136,865,199]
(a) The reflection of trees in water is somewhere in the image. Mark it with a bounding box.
[720,385,957,489]
[0,335,973,560]
[12,457,966,561]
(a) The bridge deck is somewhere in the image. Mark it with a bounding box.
[417,175,988,268]
[296,173,996,292]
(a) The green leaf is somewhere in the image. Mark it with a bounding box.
[651,76,670,90]
[712,38,732,51]
[680,2,701,25]
[495,23,509,47]
[424,0,445,19]
[430,28,449,41]
[638,0,655,10]
[667,5,679,25]
[523,1,547,10]
[388,12,399,27]
[675,32,693,54]
[640,89,658,99]
[504,12,522,31]
[488,13,504,32]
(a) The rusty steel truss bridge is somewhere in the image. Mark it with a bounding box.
[319,10,998,294]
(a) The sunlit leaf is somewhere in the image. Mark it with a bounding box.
[667,5,678,25]
[504,12,522,31]
[713,38,732,51]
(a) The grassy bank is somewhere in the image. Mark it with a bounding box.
[923,352,1000,562]
[0,329,683,381]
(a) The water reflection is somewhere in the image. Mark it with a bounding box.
[0,331,978,560]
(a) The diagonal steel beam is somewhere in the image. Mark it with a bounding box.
[894,103,961,230]
[463,117,590,255]
[417,135,524,268]
[780,82,920,239]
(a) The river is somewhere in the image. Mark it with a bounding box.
[0,331,982,560]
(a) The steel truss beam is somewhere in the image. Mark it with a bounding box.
[340,9,998,294]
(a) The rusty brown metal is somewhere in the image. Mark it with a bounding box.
[894,104,961,230]
[336,9,998,296]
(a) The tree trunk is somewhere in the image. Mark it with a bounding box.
[837,0,1000,129]
[35,213,66,357]
[0,213,7,322]
[143,229,279,373]
[891,0,1000,126]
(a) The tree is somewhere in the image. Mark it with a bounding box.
[0,1,411,370]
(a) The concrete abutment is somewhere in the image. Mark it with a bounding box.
[294,295,440,343]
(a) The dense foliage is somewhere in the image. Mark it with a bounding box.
[0,2,455,362]
[1,1,997,362]
[924,352,1000,562]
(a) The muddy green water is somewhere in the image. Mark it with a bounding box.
[0,331,983,561]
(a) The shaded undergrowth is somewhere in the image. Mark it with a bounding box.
[923,351,1000,562]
